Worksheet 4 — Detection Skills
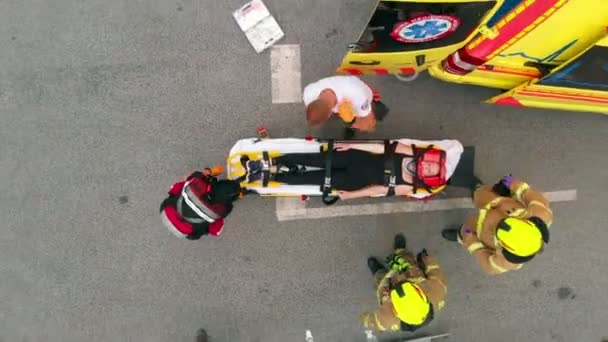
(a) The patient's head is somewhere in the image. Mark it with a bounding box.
[420,161,440,177]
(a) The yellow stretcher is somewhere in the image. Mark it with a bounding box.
[337,0,608,114]
[226,137,466,204]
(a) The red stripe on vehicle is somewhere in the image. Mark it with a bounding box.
[494,96,523,107]
[373,68,389,75]
[467,0,563,60]
[344,68,363,75]
[399,67,416,75]
[518,90,608,104]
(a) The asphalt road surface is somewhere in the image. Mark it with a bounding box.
[1,1,607,341]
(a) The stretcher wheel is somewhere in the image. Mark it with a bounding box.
[321,194,339,206]
[347,42,366,53]
[395,71,419,82]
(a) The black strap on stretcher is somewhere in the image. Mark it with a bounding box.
[384,140,398,196]
[321,140,339,205]
[388,143,436,195]
[262,151,270,187]
[409,144,434,194]
[236,153,271,187]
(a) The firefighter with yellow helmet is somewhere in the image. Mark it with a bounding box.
[360,234,447,332]
[442,176,553,274]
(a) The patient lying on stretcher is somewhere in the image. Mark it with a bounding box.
[244,141,450,200]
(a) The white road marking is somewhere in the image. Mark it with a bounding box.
[275,196,306,215]
[271,44,301,103]
[543,189,577,202]
[275,189,577,221]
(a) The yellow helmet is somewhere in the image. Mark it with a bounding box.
[496,217,549,263]
[390,282,432,326]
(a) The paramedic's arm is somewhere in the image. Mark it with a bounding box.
[334,142,384,154]
[510,179,553,225]
[334,140,404,154]
[338,185,387,200]
[394,143,414,155]
[351,113,376,131]
[394,185,413,197]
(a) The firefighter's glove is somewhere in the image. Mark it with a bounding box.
[416,248,428,269]
[492,175,513,197]
[386,254,411,272]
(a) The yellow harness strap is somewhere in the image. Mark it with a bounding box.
[376,270,396,303]
[362,314,370,328]
[476,210,488,239]
[377,270,395,289]
[421,264,448,298]
[510,208,528,218]
[428,275,448,295]
[528,200,548,210]
[467,242,484,254]
[373,312,386,331]
[424,275,448,311]
[476,197,503,238]
[488,254,522,272]
[425,264,440,272]
[489,255,508,273]
[529,200,553,226]
[409,276,427,284]
[477,197,530,240]
[514,182,530,202]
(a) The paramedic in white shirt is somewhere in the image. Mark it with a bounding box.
[303,76,379,132]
